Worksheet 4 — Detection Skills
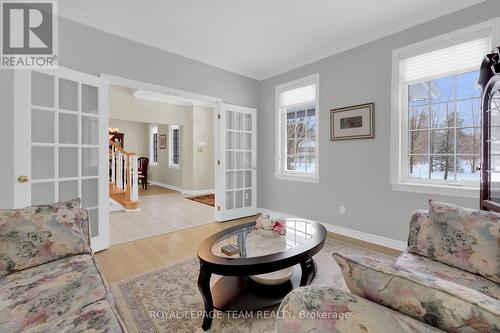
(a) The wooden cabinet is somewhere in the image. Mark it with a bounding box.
[479,47,500,212]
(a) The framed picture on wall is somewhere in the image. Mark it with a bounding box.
[330,103,375,140]
[159,134,167,149]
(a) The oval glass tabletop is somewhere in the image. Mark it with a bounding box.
[211,219,317,258]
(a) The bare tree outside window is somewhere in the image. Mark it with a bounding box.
[408,71,481,183]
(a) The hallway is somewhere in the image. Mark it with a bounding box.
[110,185,214,245]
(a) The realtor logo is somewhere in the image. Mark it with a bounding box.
[1,0,58,68]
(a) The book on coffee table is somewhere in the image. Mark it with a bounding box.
[221,244,240,256]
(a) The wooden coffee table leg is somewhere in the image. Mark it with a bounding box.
[299,256,316,286]
[197,261,214,331]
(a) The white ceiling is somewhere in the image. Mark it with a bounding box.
[59,0,485,80]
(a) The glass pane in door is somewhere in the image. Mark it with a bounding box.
[31,72,54,107]
[32,182,55,205]
[58,78,78,111]
[31,147,54,180]
[224,108,253,211]
[29,71,103,249]
[32,109,54,143]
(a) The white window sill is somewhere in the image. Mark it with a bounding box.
[391,182,479,198]
[168,164,180,169]
[275,173,319,183]
[150,163,158,167]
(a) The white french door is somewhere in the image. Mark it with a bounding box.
[215,103,257,221]
[13,67,109,251]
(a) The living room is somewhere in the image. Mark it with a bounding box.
[0,1,499,332]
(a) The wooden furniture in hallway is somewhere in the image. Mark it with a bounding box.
[109,140,140,210]
[137,157,149,190]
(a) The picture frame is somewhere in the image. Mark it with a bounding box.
[330,103,375,140]
[159,134,167,149]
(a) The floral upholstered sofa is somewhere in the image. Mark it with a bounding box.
[0,199,125,333]
[277,201,500,332]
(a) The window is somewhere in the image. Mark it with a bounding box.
[408,72,481,183]
[169,125,180,168]
[275,74,319,182]
[150,124,158,165]
[390,24,497,197]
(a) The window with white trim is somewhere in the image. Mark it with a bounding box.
[391,27,495,196]
[169,125,180,168]
[149,124,158,165]
[275,74,319,182]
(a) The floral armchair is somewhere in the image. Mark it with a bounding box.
[0,199,125,332]
[277,201,499,333]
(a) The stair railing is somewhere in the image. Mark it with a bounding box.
[109,140,139,203]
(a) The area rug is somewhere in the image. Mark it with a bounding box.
[186,194,215,207]
[111,239,394,333]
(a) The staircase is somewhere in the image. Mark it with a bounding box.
[109,140,140,210]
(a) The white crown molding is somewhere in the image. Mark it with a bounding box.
[258,208,407,251]
[59,0,485,80]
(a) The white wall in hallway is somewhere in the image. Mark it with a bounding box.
[109,119,149,157]
[109,85,215,192]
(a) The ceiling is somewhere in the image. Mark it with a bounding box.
[59,0,485,80]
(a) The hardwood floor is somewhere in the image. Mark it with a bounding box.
[96,216,401,283]
[96,216,257,283]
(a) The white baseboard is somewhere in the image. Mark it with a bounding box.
[149,181,183,193]
[182,189,215,196]
[149,181,214,196]
[258,208,407,251]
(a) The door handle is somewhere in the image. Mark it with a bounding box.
[18,175,29,183]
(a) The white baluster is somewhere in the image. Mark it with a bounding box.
[116,151,123,190]
[131,155,139,201]
[123,154,127,190]
[110,147,115,184]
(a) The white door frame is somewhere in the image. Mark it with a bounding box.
[13,66,110,251]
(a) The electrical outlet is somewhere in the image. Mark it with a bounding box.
[339,206,346,215]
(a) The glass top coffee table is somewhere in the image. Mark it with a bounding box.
[197,219,327,331]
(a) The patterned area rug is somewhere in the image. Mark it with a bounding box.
[111,239,393,333]
[186,194,215,207]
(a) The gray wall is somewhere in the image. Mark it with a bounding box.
[58,18,258,108]
[257,1,500,242]
[0,17,258,208]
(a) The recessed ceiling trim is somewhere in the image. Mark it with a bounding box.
[133,89,216,108]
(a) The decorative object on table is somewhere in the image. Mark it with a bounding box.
[159,134,167,149]
[256,215,286,234]
[330,103,374,140]
[221,243,240,256]
[272,218,286,235]
[256,214,273,230]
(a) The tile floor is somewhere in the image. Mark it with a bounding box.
[109,185,215,245]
